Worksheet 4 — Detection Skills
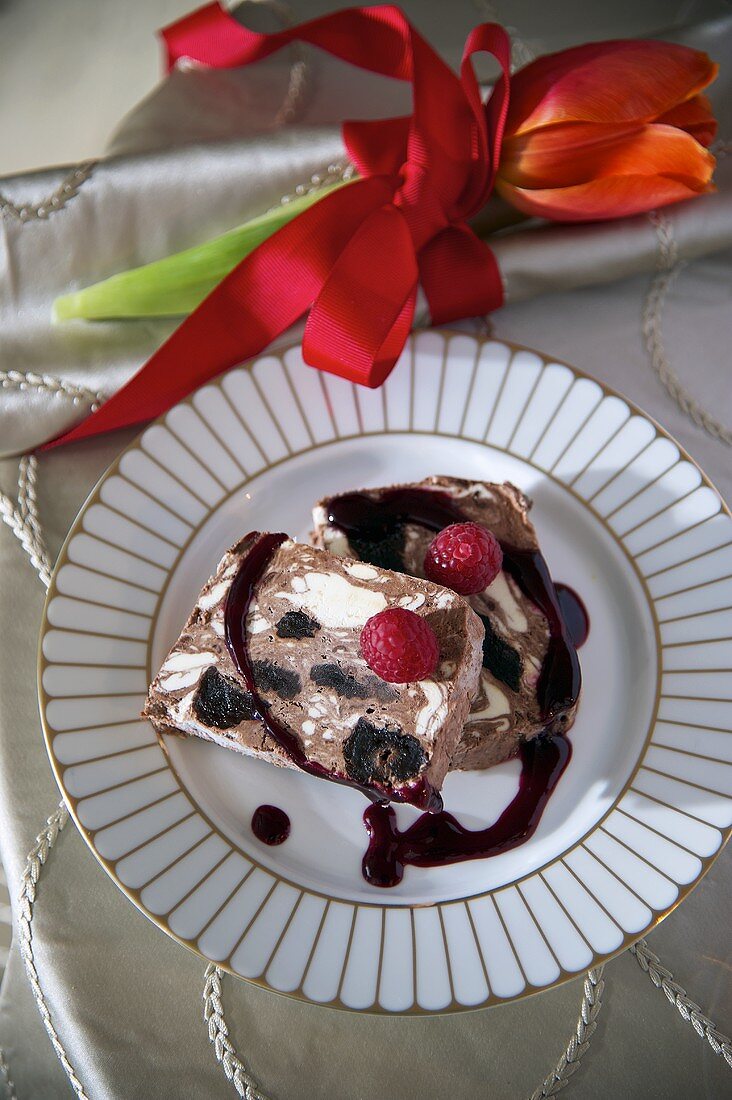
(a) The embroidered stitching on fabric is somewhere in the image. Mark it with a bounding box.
[643,181,731,448]
[0,457,52,588]
[268,160,356,214]
[0,162,97,223]
[631,940,732,1070]
[529,967,605,1100]
[0,370,104,411]
[204,965,268,1100]
[17,803,90,1099]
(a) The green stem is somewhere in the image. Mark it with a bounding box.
[53,178,350,322]
[53,179,526,324]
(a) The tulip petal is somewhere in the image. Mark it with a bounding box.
[655,94,717,146]
[507,40,718,137]
[499,122,716,191]
[496,172,715,223]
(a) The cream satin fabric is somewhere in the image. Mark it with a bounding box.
[0,2,731,1097]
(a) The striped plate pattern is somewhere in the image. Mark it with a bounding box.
[39,333,732,1014]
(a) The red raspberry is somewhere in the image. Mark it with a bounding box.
[360,608,439,683]
[424,522,503,595]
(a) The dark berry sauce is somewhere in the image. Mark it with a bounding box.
[556,584,590,649]
[224,533,441,812]
[252,804,291,845]
[327,488,586,887]
[362,735,571,886]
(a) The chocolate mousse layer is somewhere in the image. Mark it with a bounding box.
[312,477,579,770]
[144,533,484,805]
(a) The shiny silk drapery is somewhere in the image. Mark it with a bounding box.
[0,6,730,459]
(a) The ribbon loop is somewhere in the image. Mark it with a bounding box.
[394,163,451,251]
[45,4,511,449]
[419,224,503,326]
[304,204,418,387]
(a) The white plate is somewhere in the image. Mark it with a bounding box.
[39,332,732,1014]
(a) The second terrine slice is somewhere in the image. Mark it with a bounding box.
[312,477,581,770]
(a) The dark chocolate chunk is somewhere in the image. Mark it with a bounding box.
[253,659,301,700]
[349,522,406,572]
[275,611,320,639]
[343,718,426,786]
[479,615,522,692]
[310,663,368,699]
[364,676,399,703]
[193,666,257,729]
[310,664,398,702]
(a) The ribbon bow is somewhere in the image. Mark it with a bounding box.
[47,4,510,448]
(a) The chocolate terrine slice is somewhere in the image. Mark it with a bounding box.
[144,532,484,807]
[312,477,580,770]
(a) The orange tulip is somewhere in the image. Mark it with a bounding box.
[496,40,718,222]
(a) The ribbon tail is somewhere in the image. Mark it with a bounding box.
[162,2,418,80]
[41,178,393,450]
[160,2,254,70]
[303,205,418,388]
[419,224,503,325]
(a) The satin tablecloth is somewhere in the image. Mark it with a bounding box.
[0,2,730,1096]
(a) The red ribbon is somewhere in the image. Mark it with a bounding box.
[44,4,510,449]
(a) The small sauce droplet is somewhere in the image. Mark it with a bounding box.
[252,804,290,845]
